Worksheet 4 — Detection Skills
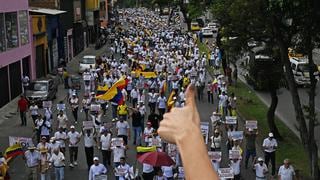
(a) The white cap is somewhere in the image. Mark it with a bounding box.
[257,157,264,162]
[70,125,75,129]
[268,132,274,137]
[248,128,253,131]
[93,157,99,161]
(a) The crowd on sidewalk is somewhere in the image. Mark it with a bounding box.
[0,8,296,180]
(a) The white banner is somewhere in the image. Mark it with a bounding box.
[9,136,34,149]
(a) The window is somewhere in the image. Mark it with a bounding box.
[0,13,5,52]
[19,11,29,45]
[5,12,18,49]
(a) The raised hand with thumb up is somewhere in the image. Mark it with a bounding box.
[158,84,219,180]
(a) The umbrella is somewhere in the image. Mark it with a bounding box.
[137,151,175,167]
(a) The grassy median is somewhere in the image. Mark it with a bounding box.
[197,41,310,176]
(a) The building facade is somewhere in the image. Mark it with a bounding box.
[0,0,33,108]
[86,0,100,44]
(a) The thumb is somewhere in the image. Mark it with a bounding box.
[185,84,196,108]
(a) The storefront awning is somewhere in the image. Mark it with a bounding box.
[29,7,66,15]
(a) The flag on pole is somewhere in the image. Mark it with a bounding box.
[4,143,24,159]
[96,78,127,101]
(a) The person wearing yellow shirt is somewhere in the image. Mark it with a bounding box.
[117,102,128,121]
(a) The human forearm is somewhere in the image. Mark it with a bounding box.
[177,128,219,180]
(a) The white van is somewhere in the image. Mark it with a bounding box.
[79,55,96,73]
[290,57,319,85]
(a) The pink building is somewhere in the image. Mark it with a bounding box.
[0,0,34,107]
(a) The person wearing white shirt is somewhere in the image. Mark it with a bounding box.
[57,110,68,130]
[142,163,154,180]
[24,147,40,180]
[54,127,67,154]
[83,128,97,170]
[116,119,130,145]
[218,91,228,116]
[130,88,138,107]
[161,165,174,179]
[37,136,50,151]
[29,102,39,125]
[35,117,51,142]
[89,157,107,180]
[278,159,295,180]
[115,157,131,180]
[230,158,241,180]
[100,130,112,167]
[148,90,158,113]
[67,126,81,167]
[262,133,278,176]
[143,122,154,145]
[157,94,167,117]
[253,157,268,180]
[49,149,65,180]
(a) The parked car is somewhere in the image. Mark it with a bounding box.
[289,57,319,86]
[26,78,58,106]
[79,55,96,73]
[191,22,201,31]
[201,27,214,37]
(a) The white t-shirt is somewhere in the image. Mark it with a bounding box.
[157,96,167,109]
[100,133,112,150]
[219,94,228,107]
[67,131,81,147]
[29,105,39,115]
[230,160,241,175]
[210,135,221,149]
[144,127,154,142]
[57,114,68,129]
[254,163,268,178]
[54,131,67,148]
[278,165,295,180]
[116,121,130,136]
[143,163,154,173]
[262,138,278,153]
[50,152,65,167]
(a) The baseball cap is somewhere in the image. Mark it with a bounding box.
[268,132,274,138]
[147,122,152,125]
[70,125,75,129]
[93,157,99,161]
[257,157,264,162]
[248,128,254,132]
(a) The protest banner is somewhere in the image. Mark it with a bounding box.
[245,120,258,129]
[225,116,237,125]
[90,104,101,112]
[9,136,34,150]
[208,151,222,162]
[218,168,234,179]
[56,103,66,111]
[230,131,244,140]
[229,150,241,159]
[200,122,209,144]
[42,101,52,108]
[82,121,94,130]
[83,74,91,81]
[111,138,124,147]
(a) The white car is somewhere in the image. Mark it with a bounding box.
[201,27,214,37]
[79,55,96,73]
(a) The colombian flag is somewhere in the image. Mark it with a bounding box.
[167,91,176,109]
[96,85,109,96]
[110,88,124,105]
[96,78,127,101]
[4,143,24,159]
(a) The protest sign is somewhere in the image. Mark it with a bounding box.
[82,121,94,130]
[111,138,124,147]
[245,120,258,129]
[225,116,237,125]
[9,136,34,150]
[56,103,66,111]
[230,131,244,140]
[229,150,241,159]
[83,74,91,81]
[218,168,234,179]
[90,104,101,112]
[42,101,52,108]
[210,114,221,124]
[115,167,127,176]
[208,151,222,162]
[200,122,209,144]
[149,137,161,147]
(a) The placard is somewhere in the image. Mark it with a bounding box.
[167,144,177,158]
[115,166,127,176]
[82,121,94,130]
[111,138,124,147]
[56,103,66,111]
[149,137,161,147]
[200,122,209,144]
[229,150,241,159]
[190,71,197,77]
[245,120,258,129]
[83,74,91,81]
[9,136,34,149]
[208,151,222,162]
[210,114,221,123]
[230,131,243,140]
[42,101,52,108]
[178,167,185,178]
[225,116,237,125]
[90,104,101,112]
[218,168,234,179]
